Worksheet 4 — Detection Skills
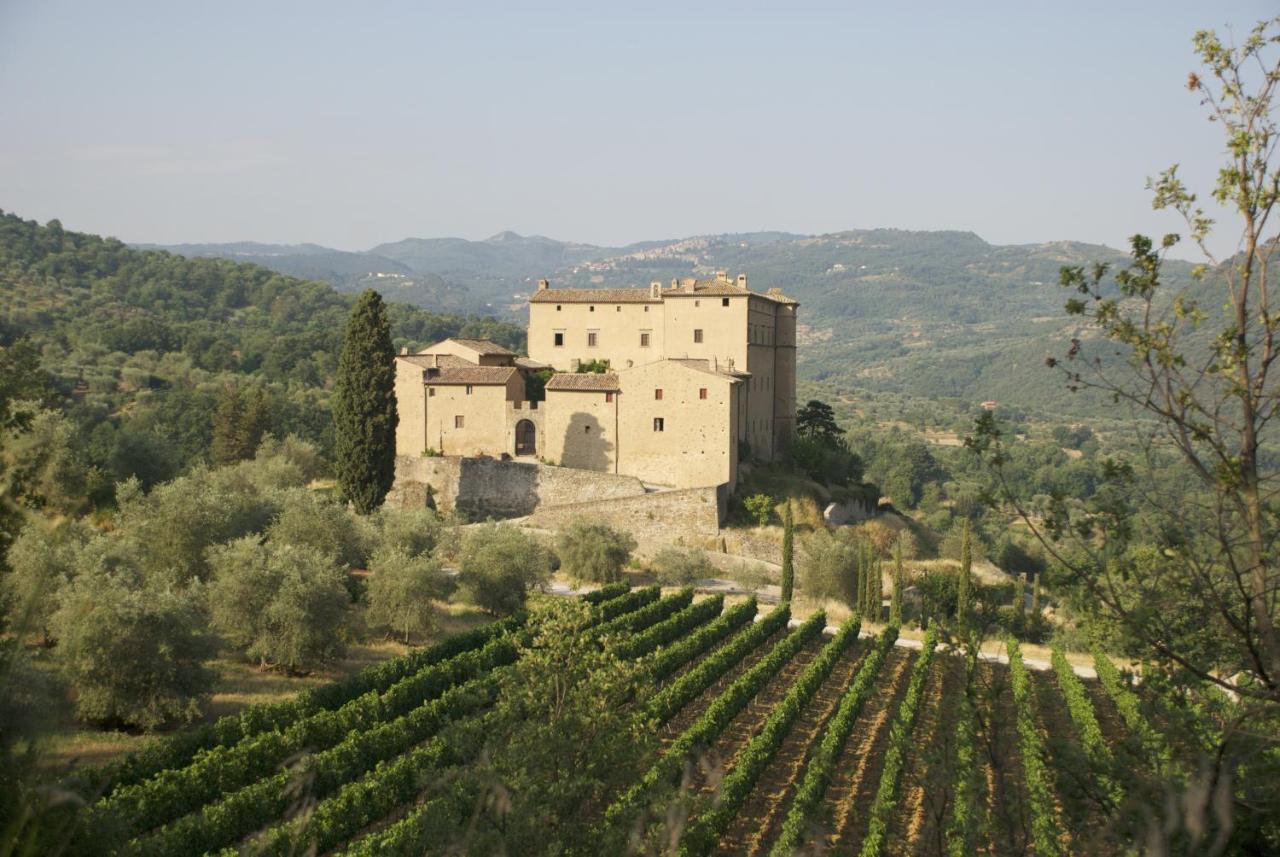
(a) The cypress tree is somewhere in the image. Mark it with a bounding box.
[210,384,245,465]
[957,520,972,629]
[333,290,398,514]
[1017,573,1027,617]
[1031,572,1041,616]
[890,537,904,625]
[780,500,795,602]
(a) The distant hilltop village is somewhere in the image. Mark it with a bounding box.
[392,272,798,501]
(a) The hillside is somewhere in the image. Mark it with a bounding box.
[0,212,523,489]
[49,590,1163,856]
[145,228,1196,416]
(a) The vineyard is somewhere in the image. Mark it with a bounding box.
[59,587,1154,856]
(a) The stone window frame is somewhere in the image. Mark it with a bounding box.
[554,331,565,347]
[653,417,664,432]
[699,388,708,400]
[640,331,651,347]
[655,388,663,400]
[694,329,703,343]
[454,415,465,429]
[587,330,599,347]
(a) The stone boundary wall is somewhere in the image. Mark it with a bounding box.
[388,456,648,519]
[521,485,723,546]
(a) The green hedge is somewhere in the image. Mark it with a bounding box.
[770,625,898,857]
[679,617,863,856]
[858,628,938,857]
[1008,639,1065,857]
[647,598,758,683]
[944,644,979,857]
[595,587,692,637]
[646,603,788,725]
[582,582,632,604]
[604,609,814,831]
[79,614,526,799]
[597,585,661,622]
[616,595,723,660]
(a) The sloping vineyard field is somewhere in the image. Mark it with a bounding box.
[66,591,1155,856]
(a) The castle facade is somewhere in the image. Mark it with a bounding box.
[393,272,797,492]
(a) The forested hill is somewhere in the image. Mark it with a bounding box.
[0,211,523,493]
[147,228,1198,416]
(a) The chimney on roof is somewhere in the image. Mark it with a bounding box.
[716,270,728,282]
[737,273,748,289]
[650,281,661,299]
[767,287,783,298]
[671,278,679,289]
[682,277,697,293]
[400,346,408,355]
[537,278,550,290]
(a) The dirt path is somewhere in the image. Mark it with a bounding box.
[658,627,787,745]
[820,647,916,854]
[903,653,965,857]
[685,638,825,801]
[713,642,870,856]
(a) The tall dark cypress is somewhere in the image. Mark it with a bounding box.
[333,290,398,513]
[780,500,795,602]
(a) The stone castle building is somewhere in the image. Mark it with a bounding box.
[393,272,797,493]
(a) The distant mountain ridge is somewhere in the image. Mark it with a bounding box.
[140,228,1190,415]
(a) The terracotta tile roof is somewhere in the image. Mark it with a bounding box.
[425,366,519,386]
[529,288,659,304]
[545,372,620,391]
[515,357,552,370]
[447,338,517,356]
[399,353,471,368]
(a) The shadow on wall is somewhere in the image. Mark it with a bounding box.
[560,412,614,473]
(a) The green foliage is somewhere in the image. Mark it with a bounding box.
[366,549,453,642]
[780,500,795,601]
[771,625,897,856]
[799,528,858,606]
[207,538,351,672]
[266,486,368,570]
[82,614,524,799]
[944,646,980,857]
[333,290,398,513]
[680,617,862,856]
[956,520,972,630]
[742,493,774,527]
[649,546,716,586]
[556,520,636,584]
[795,399,845,443]
[644,603,787,725]
[465,600,652,854]
[576,358,611,373]
[2,520,91,641]
[615,593,720,661]
[1051,647,1120,805]
[594,588,692,639]
[209,384,267,466]
[645,597,758,683]
[49,572,214,731]
[369,505,448,560]
[859,627,938,857]
[457,524,552,615]
[1007,638,1065,857]
[890,537,905,625]
[606,610,817,831]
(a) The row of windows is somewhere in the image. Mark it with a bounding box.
[451,414,672,433]
[429,385,476,397]
[554,329,719,348]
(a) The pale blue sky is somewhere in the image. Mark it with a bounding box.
[0,1,1273,253]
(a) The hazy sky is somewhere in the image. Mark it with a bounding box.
[1,1,1274,253]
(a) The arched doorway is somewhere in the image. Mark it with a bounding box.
[515,419,536,456]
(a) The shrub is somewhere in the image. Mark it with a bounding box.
[648,546,716,586]
[3,520,91,642]
[798,529,858,605]
[266,487,366,569]
[371,506,447,560]
[50,572,215,730]
[366,549,453,642]
[742,493,774,527]
[208,538,351,672]
[458,524,552,615]
[556,521,636,584]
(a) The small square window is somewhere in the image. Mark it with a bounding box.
[556,305,562,311]
[653,417,664,432]
[605,391,614,403]
[465,384,473,395]
[554,332,564,347]
[640,332,650,347]
[694,329,703,343]
[655,389,663,400]
[428,387,436,397]
[722,297,730,307]
[699,388,708,400]
[615,305,621,312]
[644,306,649,313]
[695,300,700,307]
[454,415,465,428]
[587,332,598,347]
[589,305,595,312]
[584,424,591,434]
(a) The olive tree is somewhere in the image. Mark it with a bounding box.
[457,525,551,616]
[556,521,636,585]
[365,549,453,642]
